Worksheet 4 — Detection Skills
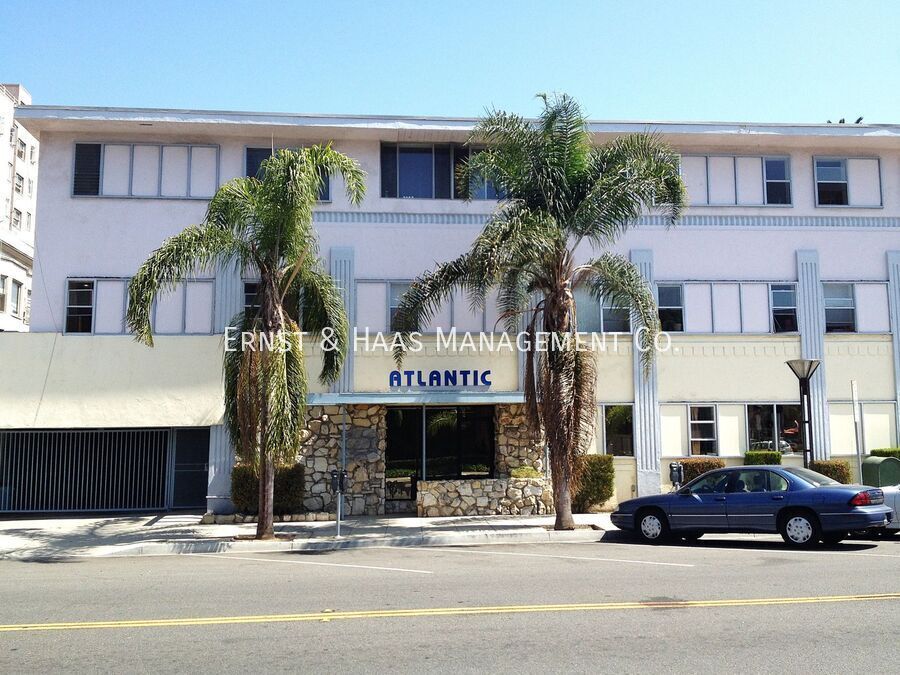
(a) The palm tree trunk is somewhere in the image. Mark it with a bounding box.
[551,461,576,530]
[256,454,275,539]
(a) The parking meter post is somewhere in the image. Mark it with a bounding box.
[330,469,342,538]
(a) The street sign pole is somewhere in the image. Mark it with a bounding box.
[851,380,863,482]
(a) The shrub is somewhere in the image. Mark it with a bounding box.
[809,459,852,484]
[231,464,305,515]
[510,466,543,479]
[676,457,726,483]
[572,455,615,513]
[744,450,782,465]
[872,448,900,459]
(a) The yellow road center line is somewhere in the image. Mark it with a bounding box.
[2,593,899,633]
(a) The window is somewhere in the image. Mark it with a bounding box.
[602,297,630,333]
[243,281,261,317]
[763,158,791,204]
[14,173,23,194]
[815,159,848,206]
[380,143,501,200]
[769,472,789,492]
[11,209,21,230]
[747,403,803,454]
[726,469,769,493]
[0,275,6,312]
[10,280,22,316]
[27,178,33,195]
[25,212,31,231]
[29,145,36,162]
[657,284,683,332]
[455,147,505,199]
[573,287,601,333]
[688,472,729,494]
[604,405,633,456]
[389,282,412,331]
[770,283,798,333]
[244,148,330,201]
[74,143,218,198]
[689,406,717,455]
[8,124,15,143]
[73,143,102,195]
[65,280,95,333]
[16,139,26,160]
[823,283,855,332]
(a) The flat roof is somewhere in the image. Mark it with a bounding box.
[14,104,898,135]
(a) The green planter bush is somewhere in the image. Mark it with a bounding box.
[872,448,900,459]
[231,464,305,515]
[809,459,852,484]
[572,455,615,513]
[678,457,726,483]
[744,450,782,465]
[510,466,543,479]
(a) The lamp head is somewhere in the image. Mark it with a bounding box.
[786,358,821,380]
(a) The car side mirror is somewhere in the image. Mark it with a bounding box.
[677,487,691,496]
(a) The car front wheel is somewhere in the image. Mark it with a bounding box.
[779,511,821,548]
[636,509,669,544]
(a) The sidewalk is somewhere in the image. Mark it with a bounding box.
[0,512,614,560]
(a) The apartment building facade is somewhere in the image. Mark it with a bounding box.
[1,104,899,516]
[0,84,37,332]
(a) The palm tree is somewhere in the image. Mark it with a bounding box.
[393,94,686,529]
[127,148,366,539]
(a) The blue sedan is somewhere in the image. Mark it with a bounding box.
[611,465,894,547]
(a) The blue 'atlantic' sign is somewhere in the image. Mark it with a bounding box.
[389,369,492,388]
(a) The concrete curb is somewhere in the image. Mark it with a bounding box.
[65,527,607,558]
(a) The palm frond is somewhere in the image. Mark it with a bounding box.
[291,262,349,385]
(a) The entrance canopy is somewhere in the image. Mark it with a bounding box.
[309,392,526,406]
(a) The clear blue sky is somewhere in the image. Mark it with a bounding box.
[3,0,898,123]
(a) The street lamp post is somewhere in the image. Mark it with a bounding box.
[785,359,821,469]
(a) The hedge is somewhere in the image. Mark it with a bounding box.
[872,448,900,459]
[572,455,615,513]
[510,466,543,479]
[809,459,852,484]
[231,464,305,515]
[744,450,782,465]
[679,457,725,483]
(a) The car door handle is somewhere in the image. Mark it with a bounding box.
[714,496,727,501]
[771,495,784,500]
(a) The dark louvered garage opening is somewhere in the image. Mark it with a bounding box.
[0,428,209,513]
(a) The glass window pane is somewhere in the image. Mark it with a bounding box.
[727,469,769,492]
[765,181,791,205]
[825,308,855,332]
[602,307,631,333]
[659,308,684,332]
[425,407,459,479]
[772,308,798,333]
[605,405,633,456]
[398,146,434,198]
[657,285,682,307]
[434,145,452,199]
[380,143,398,198]
[453,145,468,199]
[245,148,272,178]
[823,283,853,307]
[690,406,715,422]
[817,182,848,205]
[747,405,775,451]
[771,285,796,308]
[776,404,803,453]
[689,423,716,440]
[689,472,729,494]
[389,282,412,330]
[816,160,846,182]
[385,407,422,501]
[458,407,494,477]
[574,287,601,333]
[769,472,789,492]
[764,158,787,181]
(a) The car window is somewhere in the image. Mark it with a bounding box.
[689,472,730,494]
[726,470,768,493]
[782,467,839,487]
[768,472,789,492]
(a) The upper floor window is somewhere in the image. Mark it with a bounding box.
[10,280,22,317]
[25,211,32,231]
[389,282,412,331]
[243,281,261,317]
[14,173,23,194]
[689,405,717,455]
[815,159,848,206]
[16,139,26,160]
[27,178,33,195]
[602,297,631,333]
[770,283,798,333]
[657,284,684,332]
[29,145,36,162]
[245,148,330,201]
[65,280,95,333]
[823,283,855,332]
[73,143,219,199]
[573,288,630,333]
[11,209,21,230]
[0,275,6,312]
[763,158,791,205]
[380,143,503,200]
[8,124,15,143]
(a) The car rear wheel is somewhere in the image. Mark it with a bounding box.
[636,509,669,544]
[779,511,821,548]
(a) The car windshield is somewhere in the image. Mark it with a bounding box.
[781,467,839,487]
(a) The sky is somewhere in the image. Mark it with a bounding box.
[2,0,899,123]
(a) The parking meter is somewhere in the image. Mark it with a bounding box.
[669,462,685,490]
[330,469,341,493]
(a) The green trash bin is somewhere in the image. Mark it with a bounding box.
[861,456,900,487]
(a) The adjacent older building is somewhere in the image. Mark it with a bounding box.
[0,84,37,332]
[1,103,899,517]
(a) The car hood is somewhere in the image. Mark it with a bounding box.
[616,493,674,512]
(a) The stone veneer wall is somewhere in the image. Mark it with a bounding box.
[494,403,544,476]
[299,405,386,516]
[417,478,554,516]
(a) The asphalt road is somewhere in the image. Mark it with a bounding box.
[2,532,900,673]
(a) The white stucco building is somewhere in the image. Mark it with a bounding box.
[0,84,37,332]
[1,103,899,516]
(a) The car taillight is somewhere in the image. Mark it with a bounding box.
[850,490,883,506]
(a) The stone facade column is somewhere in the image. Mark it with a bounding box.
[796,250,831,459]
[494,403,544,476]
[631,249,662,496]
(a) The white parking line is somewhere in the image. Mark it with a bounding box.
[398,547,695,568]
[566,540,900,559]
[189,553,433,574]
